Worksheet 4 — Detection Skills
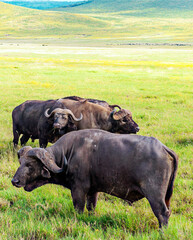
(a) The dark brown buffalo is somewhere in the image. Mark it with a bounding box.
[12,100,81,148]
[45,98,139,134]
[12,129,178,228]
[12,96,121,148]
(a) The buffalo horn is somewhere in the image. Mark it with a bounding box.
[112,109,129,120]
[27,148,64,173]
[44,108,83,122]
[61,109,83,122]
[44,108,67,118]
[44,108,59,118]
[17,146,32,159]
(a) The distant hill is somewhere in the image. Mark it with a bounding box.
[0,2,110,38]
[0,0,89,10]
[62,0,193,13]
[0,1,192,44]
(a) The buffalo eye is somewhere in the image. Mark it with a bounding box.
[122,118,128,123]
[26,164,34,173]
[62,114,67,119]
[41,167,51,179]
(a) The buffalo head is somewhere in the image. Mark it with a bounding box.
[110,109,139,134]
[12,146,67,192]
[44,108,83,130]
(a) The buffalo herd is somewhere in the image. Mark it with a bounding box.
[11,95,178,229]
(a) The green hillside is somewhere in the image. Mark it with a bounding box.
[61,0,193,14]
[0,1,192,44]
[0,2,110,38]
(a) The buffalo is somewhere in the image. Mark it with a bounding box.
[12,96,139,149]
[45,98,139,135]
[12,129,178,228]
[12,99,81,148]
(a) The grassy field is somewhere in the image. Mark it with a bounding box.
[0,43,192,239]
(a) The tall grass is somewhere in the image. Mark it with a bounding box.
[0,44,192,239]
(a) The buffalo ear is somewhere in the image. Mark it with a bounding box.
[110,110,117,120]
[41,166,51,179]
[68,114,74,123]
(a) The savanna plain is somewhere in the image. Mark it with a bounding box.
[0,1,193,238]
[0,42,192,240]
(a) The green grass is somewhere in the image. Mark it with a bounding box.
[0,43,192,239]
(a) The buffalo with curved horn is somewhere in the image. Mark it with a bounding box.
[12,96,138,149]
[12,99,78,148]
[47,99,139,134]
[12,129,178,228]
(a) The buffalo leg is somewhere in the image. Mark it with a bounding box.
[39,138,48,148]
[13,126,20,148]
[86,192,99,212]
[147,197,170,228]
[20,134,30,146]
[71,188,86,213]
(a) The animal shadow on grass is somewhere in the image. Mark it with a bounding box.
[177,138,193,146]
[75,210,155,234]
